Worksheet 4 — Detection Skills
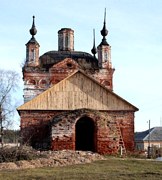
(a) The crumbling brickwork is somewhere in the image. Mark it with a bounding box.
[19,109,135,154]
[23,57,114,103]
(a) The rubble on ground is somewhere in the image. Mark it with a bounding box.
[0,150,105,170]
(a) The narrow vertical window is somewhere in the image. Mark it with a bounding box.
[29,49,35,61]
[65,35,68,50]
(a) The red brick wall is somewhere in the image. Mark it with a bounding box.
[51,138,75,151]
[118,112,135,151]
[19,109,135,154]
[95,111,135,154]
[20,111,59,149]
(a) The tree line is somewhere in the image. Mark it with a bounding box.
[2,129,20,144]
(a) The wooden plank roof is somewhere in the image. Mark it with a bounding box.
[17,70,138,111]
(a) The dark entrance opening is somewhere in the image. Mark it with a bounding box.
[75,116,95,151]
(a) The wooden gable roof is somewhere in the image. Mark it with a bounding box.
[17,70,138,111]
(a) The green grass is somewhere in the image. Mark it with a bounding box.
[0,157,162,180]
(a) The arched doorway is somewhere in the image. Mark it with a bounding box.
[75,116,95,151]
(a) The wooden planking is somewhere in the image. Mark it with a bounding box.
[18,71,137,111]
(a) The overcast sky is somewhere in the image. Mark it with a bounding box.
[1,0,162,131]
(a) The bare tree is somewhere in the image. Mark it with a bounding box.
[0,69,20,145]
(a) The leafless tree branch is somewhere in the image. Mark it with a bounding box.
[0,69,20,130]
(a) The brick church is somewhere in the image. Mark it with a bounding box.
[17,12,138,154]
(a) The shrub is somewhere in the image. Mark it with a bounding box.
[125,150,147,159]
[0,146,47,163]
[151,146,162,158]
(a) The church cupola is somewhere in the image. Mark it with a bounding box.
[97,9,112,69]
[100,10,109,46]
[58,28,74,51]
[25,16,40,67]
[91,29,97,58]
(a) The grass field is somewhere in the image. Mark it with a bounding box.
[0,157,162,180]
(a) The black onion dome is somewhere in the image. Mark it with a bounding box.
[91,46,97,55]
[30,16,37,36]
[101,23,108,37]
[26,16,39,45]
[39,51,99,69]
[91,29,97,56]
[100,9,108,37]
[99,9,109,46]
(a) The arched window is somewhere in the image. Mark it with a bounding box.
[39,79,47,88]
[29,48,36,61]
[27,79,36,85]
[103,80,110,86]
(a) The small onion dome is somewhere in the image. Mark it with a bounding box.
[99,9,109,46]
[29,16,37,36]
[101,22,108,37]
[91,45,97,55]
[101,9,108,37]
[91,29,97,56]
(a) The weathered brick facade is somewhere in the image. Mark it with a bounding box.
[19,109,135,154]
[18,14,138,155]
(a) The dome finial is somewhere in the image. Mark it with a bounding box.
[100,8,109,46]
[29,15,37,37]
[104,8,106,24]
[91,29,97,57]
[101,8,108,37]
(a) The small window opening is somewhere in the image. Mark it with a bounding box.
[67,63,72,68]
